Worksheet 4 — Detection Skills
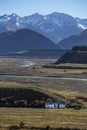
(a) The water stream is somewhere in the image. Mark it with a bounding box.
[0,74,87,81]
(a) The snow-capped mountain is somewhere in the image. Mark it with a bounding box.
[0,13,25,32]
[0,12,87,43]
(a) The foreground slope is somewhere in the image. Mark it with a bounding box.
[0,29,60,54]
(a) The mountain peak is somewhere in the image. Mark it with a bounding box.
[49,12,73,18]
[8,13,20,19]
[28,13,43,18]
[47,12,74,22]
[10,13,18,17]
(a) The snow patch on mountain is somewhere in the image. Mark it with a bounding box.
[16,22,19,27]
[78,23,87,29]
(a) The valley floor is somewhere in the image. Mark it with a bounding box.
[0,57,87,129]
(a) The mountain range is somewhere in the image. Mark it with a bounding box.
[0,12,87,43]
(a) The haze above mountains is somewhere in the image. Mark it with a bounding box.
[0,12,87,53]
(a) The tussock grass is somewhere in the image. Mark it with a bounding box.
[0,108,87,129]
[0,81,26,88]
[0,58,87,129]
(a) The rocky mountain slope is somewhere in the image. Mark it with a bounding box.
[0,12,87,43]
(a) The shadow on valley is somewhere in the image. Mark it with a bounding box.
[0,88,52,108]
[0,88,84,109]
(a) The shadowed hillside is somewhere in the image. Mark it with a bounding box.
[58,29,87,49]
[0,29,60,54]
[0,88,52,108]
[56,46,87,64]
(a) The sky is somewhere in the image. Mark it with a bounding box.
[0,0,87,18]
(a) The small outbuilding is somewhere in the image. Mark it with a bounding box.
[45,102,66,109]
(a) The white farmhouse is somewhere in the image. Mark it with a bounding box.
[45,102,66,109]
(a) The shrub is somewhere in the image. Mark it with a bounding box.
[45,125,50,130]
[9,125,19,130]
[19,121,25,128]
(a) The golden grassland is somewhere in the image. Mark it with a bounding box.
[0,72,87,106]
[0,58,87,78]
[0,77,87,129]
[0,57,87,103]
[0,78,87,97]
[0,80,86,129]
[0,58,87,129]
[1,78,87,108]
[0,108,87,130]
